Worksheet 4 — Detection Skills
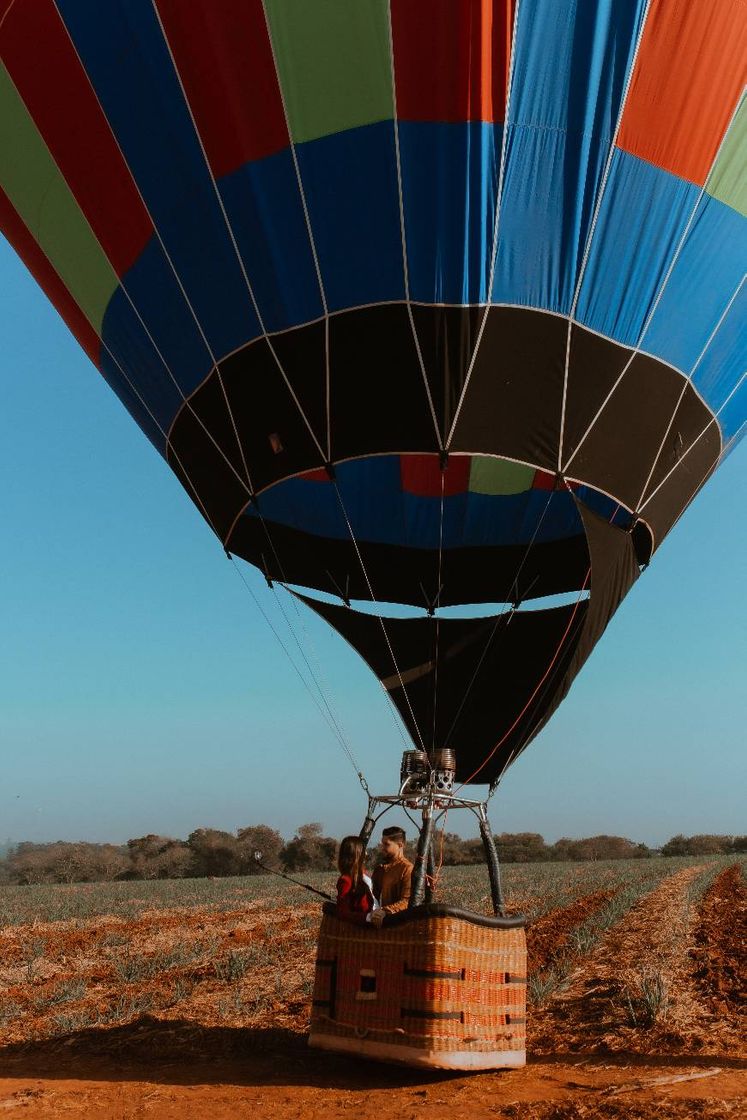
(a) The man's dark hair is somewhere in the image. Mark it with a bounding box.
[382,826,406,845]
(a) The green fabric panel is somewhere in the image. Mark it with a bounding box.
[264,0,393,143]
[706,96,747,216]
[0,64,117,331]
[469,457,535,495]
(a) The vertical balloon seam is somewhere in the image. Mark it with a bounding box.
[45,3,270,487]
[557,0,655,472]
[149,0,328,474]
[443,0,523,450]
[385,0,444,450]
[617,0,747,187]
[559,93,744,480]
[331,477,430,755]
[0,61,119,333]
[638,370,746,517]
[255,0,334,462]
[636,273,747,511]
[53,0,324,485]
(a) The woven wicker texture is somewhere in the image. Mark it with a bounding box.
[311,910,526,1056]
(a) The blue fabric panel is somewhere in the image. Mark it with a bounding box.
[492,125,609,312]
[217,150,324,333]
[398,122,499,304]
[492,0,646,312]
[576,486,632,528]
[295,123,405,311]
[643,197,747,379]
[247,456,585,549]
[100,237,215,446]
[575,150,700,348]
[57,0,261,360]
[690,282,747,445]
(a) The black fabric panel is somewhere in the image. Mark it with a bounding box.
[329,304,440,462]
[411,305,482,444]
[560,324,717,528]
[229,514,590,606]
[638,431,720,550]
[449,307,566,470]
[167,333,327,530]
[167,305,718,562]
[516,498,640,758]
[293,592,587,784]
[166,404,252,542]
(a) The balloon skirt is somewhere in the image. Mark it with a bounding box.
[309,907,526,1070]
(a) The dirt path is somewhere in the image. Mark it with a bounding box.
[1,866,744,1117]
[0,1026,744,1119]
[526,888,617,976]
[530,864,746,1059]
[691,865,746,1018]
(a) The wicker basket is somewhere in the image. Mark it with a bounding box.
[309,903,526,1070]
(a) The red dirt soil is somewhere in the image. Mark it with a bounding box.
[526,888,616,975]
[690,865,747,1017]
[1,873,745,1118]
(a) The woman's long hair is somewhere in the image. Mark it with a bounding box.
[337,835,366,893]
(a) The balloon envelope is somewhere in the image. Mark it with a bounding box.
[1,1,745,782]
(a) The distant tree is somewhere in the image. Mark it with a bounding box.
[127,835,193,879]
[548,835,647,861]
[687,835,733,855]
[495,832,549,863]
[438,833,484,865]
[281,822,336,872]
[732,836,747,853]
[5,841,129,883]
[5,843,53,884]
[661,834,689,857]
[187,828,242,877]
[79,844,130,881]
[662,833,733,856]
[236,825,284,873]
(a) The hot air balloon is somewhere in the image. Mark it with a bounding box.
[1,0,745,1070]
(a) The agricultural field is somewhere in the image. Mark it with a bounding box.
[0,856,744,1118]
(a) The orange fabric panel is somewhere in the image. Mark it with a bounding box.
[617,0,747,186]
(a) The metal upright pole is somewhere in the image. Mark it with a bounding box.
[410,805,434,907]
[479,811,505,916]
[359,799,377,849]
[424,843,436,905]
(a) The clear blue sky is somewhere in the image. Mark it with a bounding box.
[0,235,744,850]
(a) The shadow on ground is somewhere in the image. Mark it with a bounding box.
[0,1018,743,1090]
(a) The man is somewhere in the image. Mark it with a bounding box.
[367,826,413,926]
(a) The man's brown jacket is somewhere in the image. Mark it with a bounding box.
[371,854,413,914]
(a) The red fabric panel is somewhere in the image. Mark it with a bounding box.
[1,0,152,277]
[0,187,101,365]
[401,454,470,497]
[299,467,331,483]
[391,0,514,123]
[532,470,556,491]
[617,0,747,186]
[533,471,579,491]
[155,0,289,175]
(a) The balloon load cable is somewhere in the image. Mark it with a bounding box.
[456,566,592,790]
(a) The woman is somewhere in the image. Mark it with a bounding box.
[335,835,376,923]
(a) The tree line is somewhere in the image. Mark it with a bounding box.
[0,825,743,886]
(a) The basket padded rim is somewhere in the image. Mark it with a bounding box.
[321,902,526,930]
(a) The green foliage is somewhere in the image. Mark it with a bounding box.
[661,834,736,856]
[622,969,670,1027]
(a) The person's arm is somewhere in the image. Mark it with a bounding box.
[336,874,355,920]
[381,863,412,915]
